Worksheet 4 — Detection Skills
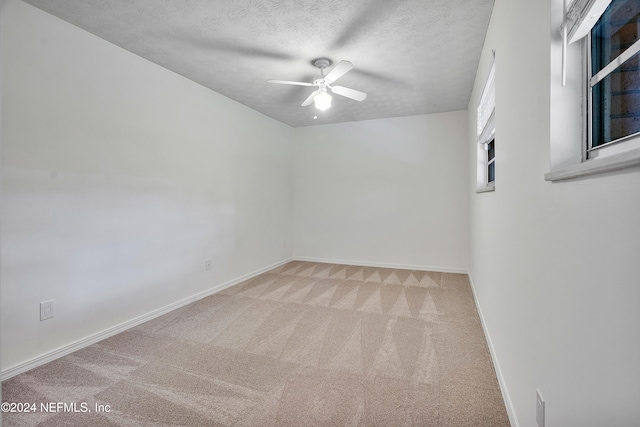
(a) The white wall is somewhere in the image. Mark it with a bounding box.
[293,112,469,272]
[1,0,293,372]
[468,1,640,426]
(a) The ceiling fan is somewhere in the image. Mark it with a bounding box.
[268,58,367,112]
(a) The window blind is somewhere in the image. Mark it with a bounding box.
[560,0,612,85]
[561,0,611,44]
[477,61,495,146]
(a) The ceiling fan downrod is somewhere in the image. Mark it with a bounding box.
[312,58,332,75]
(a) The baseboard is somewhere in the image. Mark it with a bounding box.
[1,257,293,381]
[293,255,468,274]
[468,273,519,427]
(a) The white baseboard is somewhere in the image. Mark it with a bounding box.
[1,257,293,381]
[468,273,519,427]
[293,256,468,274]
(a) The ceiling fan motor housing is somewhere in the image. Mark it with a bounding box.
[313,58,332,80]
[312,58,332,70]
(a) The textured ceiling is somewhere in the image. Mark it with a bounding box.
[22,0,494,127]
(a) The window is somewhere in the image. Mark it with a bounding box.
[476,58,496,191]
[546,0,640,181]
[588,0,640,159]
[487,138,495,183]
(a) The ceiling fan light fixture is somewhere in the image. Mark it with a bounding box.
[314,90,332,111]
[269,59,365,115]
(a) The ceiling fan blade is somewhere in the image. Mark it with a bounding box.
[352,68,411,87]
[324,61,354,84]
[268,80,315,87]
[301,90,320,107]
[204,44,294,61]
[330,85,367,102]
[162,33,296,61]
[330,0,399,49]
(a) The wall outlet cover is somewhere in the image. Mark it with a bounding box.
[40,300,54,321]
[536,389,545,427]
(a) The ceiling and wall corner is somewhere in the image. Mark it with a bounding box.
[21,0,495,127]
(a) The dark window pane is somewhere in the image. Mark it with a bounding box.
[487,139,495,161]
[488,162,495,183]
[592,50,640,146]
[591,0,640,76]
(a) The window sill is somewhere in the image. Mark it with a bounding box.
[476,182,495,193]
[545,147,640,182]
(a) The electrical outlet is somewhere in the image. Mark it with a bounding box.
[40,300,54,321]
[205,258,212,271]
[536,389,545,427]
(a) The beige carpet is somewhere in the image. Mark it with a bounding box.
[2,261,510,426]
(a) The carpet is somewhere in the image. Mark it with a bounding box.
[2,261,510,426]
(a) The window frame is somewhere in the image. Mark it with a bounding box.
[487,138,496,184]
[476,58,496,193]
[545,0,640,182]
[586,4,640,160]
